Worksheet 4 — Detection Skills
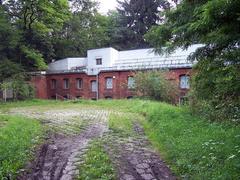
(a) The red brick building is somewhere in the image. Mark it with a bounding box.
[31,45,200,102]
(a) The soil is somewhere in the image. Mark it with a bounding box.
[11,108,176,180]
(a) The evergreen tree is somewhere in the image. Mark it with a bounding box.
[115,0,170,49]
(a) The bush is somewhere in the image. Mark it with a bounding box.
[134,70,179,103]
[189,59,240,123]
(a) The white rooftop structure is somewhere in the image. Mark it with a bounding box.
[48,44,202,75]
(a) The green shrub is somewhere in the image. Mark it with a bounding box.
[134,70,178,103]
[190,60,240,123]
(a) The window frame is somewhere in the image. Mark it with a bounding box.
[63,78,70,89]
[105,77,113,89]
[127,76,135,89]
[179,75,190,89]
[96,58,102,65]
[91,80,97,92]
[51,79,57,89]
[76,78,83,89]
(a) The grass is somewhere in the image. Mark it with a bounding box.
[1,99,240,179]
[77,140,116,180]
[109,113,135,136]
[0,115,43,179]
[131,101,240,179]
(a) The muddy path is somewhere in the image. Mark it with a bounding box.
[11,107,176,180]
[104,123,176,180]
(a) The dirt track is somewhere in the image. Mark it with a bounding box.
[11,108,176,180]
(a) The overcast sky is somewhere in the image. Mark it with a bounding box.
[97,0,118,14]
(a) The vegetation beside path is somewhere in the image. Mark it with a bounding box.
[0,99,239,179]
[0,114,43,179]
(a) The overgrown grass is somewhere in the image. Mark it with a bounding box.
[1,99,240,178]
[0,115,43,179]
[77,140,116,180]
[109,113,135,136]
[81,100,240,179]
[133,101,240,179]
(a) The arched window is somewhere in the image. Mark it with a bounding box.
[91,80,97,92]
[51,79,57,89]
[76,78,83,89]
[179,75,190,89]
[105,77,113,89]
[63,79,69,89]
[128,76,135,89]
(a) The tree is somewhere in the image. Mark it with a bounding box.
[0,7,19,61]
[145,0,240,122]
[114,0,171,49]
[53,0,111,59]
[2,0,71,70]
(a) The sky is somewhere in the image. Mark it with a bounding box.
[97,0,118,14]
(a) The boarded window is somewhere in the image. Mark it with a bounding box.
[76,78,83,89]
[128,76,135,89]
[63,79,69,89]
[105,77,113,89]
[180,75,190,89]
[51,79,57,89]
[91,80,97,92]
[96,58,102,65]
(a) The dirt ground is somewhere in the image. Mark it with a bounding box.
[10,107,176,180]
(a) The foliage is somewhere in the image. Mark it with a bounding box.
[0,60,35,100]
[145,0,240,121]
[134,70,178,103]
[77,140,116,180]
[0,7,19,60]
[53,2,111,58]
[1,0,71,70]
[111,0,171,50]
[0,60,23,82]
[0,115,43,179]
[20,45,47,70]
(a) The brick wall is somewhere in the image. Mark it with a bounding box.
[31,68,192,101]
[31,75,48,99]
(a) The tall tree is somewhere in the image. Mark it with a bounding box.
[145,0,240,121]
[2,0,71,70]
[53,0,111,59]
[0,6,19,61]
[114,0,171,49]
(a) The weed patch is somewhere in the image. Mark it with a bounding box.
[77,140,116,180]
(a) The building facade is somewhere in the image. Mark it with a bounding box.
[31,45,201,102]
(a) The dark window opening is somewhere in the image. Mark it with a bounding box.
[127,96,133,99]
[105,96,112,99]
[51,95,56,99]
[51,79,57,89]
[179,96,189,105]
[96,58,102,65]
